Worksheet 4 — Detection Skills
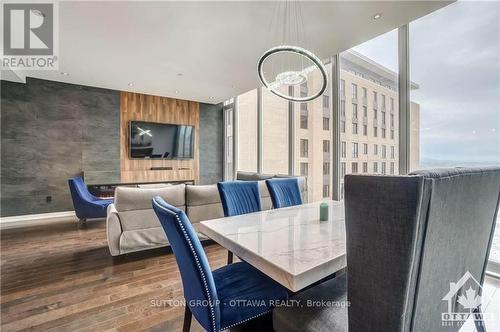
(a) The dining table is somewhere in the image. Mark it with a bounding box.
[198,200,346,292]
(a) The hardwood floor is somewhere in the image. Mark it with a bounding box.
[2,218,500,332]
[0,219,226,332]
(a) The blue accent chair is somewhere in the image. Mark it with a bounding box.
[68,176,113,222]
[152,197,289,332]
[266,178,303,209]
[217,181,262,263]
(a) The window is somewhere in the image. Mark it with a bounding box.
[382,145,387,158]
[352,143,358,158]
[323,117,330,130]
[300,139,308,158]
[351,162,358,174]
[363,125,367,136]
[362,87,367,99]
[390,113,394,126]
[373,144,378,155]
[363,143,368,155]
[374,109,378,119]
[373,91,378,105]
[340,183,344,200]
[323,162,330,175]
[263,88,289,174]
[390,97,394,112]
[340,79,345,97]
[340,100,346,116]
[352,83,358,99]
[382,111,386,125]
[323,185,330,198]
[341,141,346,158]
[341,120,346,133]
[236,91,257,172]
[352,123,358,134]
[362,162,368,173]
[390,129,394,140]
[390,162,395,175]
[382,128,386,138]
[300,83,308,97]
[300,162,308,176]
[323,140,330,153]
[352,104,358,119]
[382,94,386,109]
[391,146,395,159]
[300,103,308,129]
[363,106,367,117]
[373,126,378,137]
[323,95,330,109]
[341,162,346,177]
[373,162,378,173]
[381,162,386,175]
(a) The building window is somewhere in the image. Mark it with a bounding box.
[363,106,368,117]
[363,143,368,155]
[323,184,330,198]
[323,95,330,109]
[300,139,308,158]
[373,91,378,103]
[300,162,308,176]
[352,104,358,119]
[374,109,378,119]
[341,101,346,116]
[341,141,346,158]
[363,125,367,136]
[323,162,330,175]
[300,103,308,129]
[352,162,358,174]
[373,162,378,173]
[382,111,386,125]
[390,113,394,126]
[390,162,395,175]
[391,146,395,159]
[381,162,386,175]
[362,87,367,99]
[341,120,346,133]
[373,144,378,155]
[323,140,330,153]
[300,115,308,129]
[340,79,345,97]
[382,145,387,158]
[382,128,386,138]
[352,123,358,134]
[323,117,330,130]
[382,94,386,108]
[390,97,394,112]
[300,83,308,97]
[352,83,358,99]
[341,162,346,177]
[373,126,378,137]
[390,129,395,140]
[340,183,344,200]
[352,143,358,158]
[362,162,368,173]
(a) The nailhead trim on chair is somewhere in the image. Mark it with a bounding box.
[221,310,271,331]
[154,200,217,332]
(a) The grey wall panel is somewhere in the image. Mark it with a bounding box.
[199,103,223,185]
[0,78,120,217]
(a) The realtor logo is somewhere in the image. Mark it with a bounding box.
[2,2,58,70]
[441,271,495,328]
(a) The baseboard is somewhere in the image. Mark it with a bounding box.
[0,211,78,230]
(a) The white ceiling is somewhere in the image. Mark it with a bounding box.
[2,1,451,104]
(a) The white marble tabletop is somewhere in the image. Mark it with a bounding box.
[198,200,346,292]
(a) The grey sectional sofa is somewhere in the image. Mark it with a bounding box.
[106,177,306,256]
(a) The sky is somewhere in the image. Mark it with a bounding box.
[353,1,500,166]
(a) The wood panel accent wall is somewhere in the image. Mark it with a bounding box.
[120,92,200,183]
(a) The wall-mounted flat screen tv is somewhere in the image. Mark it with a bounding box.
[129,121,194,159]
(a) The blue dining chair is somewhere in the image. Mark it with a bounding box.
[152,197,289,332]
[68,176,113,222]
[266,178,303,209]
[217,181,262,263]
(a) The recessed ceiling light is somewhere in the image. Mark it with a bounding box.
[128,83,134,87]
[373,13,382,20]
[61,72,69,76]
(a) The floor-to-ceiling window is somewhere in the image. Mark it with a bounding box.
[339,29,400,199]
[409,1,500,264]
[236,90,258,172]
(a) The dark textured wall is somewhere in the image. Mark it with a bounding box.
[199,103,223,185]
[1,78,120,217]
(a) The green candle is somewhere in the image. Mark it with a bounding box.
[320,202,329,221]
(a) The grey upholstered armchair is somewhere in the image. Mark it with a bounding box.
[273,167,500,332]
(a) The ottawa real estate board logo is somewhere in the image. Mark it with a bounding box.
[2,2,59,70]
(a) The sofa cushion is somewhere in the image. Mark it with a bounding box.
[120,227,169,253]
[137,183,172,189]
[237,171,275,181]
[186,184,224,223]
[114,184,185,211]
[258,180,273,211]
